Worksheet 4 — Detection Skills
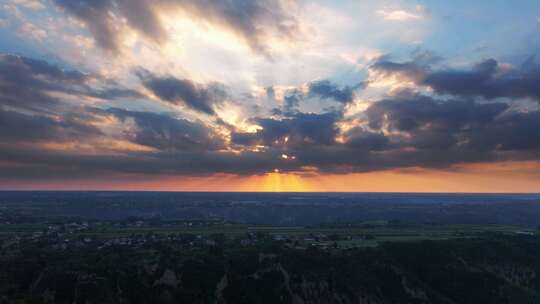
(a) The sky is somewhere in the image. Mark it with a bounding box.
[1,0,540,192]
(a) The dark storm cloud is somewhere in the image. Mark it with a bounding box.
[108,108,225,151]
[466,110,540,151]
[355,94,539,162]
[231,112,340,147]
[0,54,86,111]
[3,99,540,178]
[364,95,511,151]
[53,0,165,53]
[371,56,540,102]
[53,0,120,52]
[0,54,86,82]
[100,97,540,174]
[425,58,540,101]
[0,54,140,112]
[308,80,363,104]
[233,94,532,175]
[370,59,427,81]
[0,108,102,143]
[136,69,226,115]
[53,0,299,55]
[343,128,390,151]
[290,97,540,173]
[282,90,302,114]
[117,0,167,43]
[270,89,303,116]
[365,95,509,132]
[284,93,301,112]
[272,80,363,115]
[0,144,290,178]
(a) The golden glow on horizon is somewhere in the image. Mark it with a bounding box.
[234,172,316,192]
[2,161,540,193]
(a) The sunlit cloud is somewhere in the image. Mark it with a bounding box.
[17,22,47,41]
[10,0,45,10]
[376,5,429,22]
[0,18,9,28]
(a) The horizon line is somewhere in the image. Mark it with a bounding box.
[1,190,540,195]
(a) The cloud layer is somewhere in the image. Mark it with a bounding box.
[372,56,540,102]
[2,0,540,186]
[136,69,227,115]
[53,0,300,55]
[2,51,540,180]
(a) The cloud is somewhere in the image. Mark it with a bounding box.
[10,0,45,10]
[87,87,143,100]
[365,95,508,132]
[360,93,539,157]
[271,80,364,115]
[3,98,540,178]
[365,95,510,150]
[0,54,86,111]
[425,59,540,101]
[164,0,300,55]
[52,0,300,56]
[371,56,540,102]
[273,88,303,115]
[17,22,47,41]
[53,0,165,52]
[283,93,302,113]
[0,18,9,28]
[136,69,227,115]
[117,0,167,44]
[343,128,389,151]
[0,108,102,143]
[53,0,120,53]
[108,108,225,151]
[467,110,540,151]
[319,95,540,172]
[376,5,429,21]
[0,143,289,178]
[0,54,140,112]
[232,112,340,148]
[308,80,361,104]
[2,53,540,179]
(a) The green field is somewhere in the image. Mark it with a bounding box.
[2,220,536,248]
